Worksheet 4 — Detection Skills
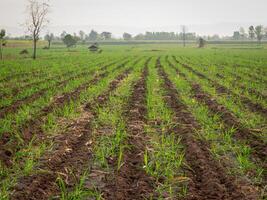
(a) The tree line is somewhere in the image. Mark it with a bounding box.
[1,0,267,60]
[233,26,267,43]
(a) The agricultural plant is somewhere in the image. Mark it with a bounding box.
[163,57,265,185]
[0,44,266,199]
[93,60,144,169]
[56,171,102,200]
[170,56,267,131]
[0,57,130,197]
[144,58,187,198]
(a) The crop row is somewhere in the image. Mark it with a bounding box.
[1,55,265,199]
[0,56,143,199]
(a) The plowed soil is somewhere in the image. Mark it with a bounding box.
[102,59,157,200]
[0,60,131,167]
[0,59,122,119]
[166,56,266,166]
[11,68,133,200]
[173,56,267,118]
[157,59,259,200]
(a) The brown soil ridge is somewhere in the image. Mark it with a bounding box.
[11,67,134,200]
[102,59,157,200]
[166,56,266,165]
[0,59,132,167]
[0,59,123,118]
[173,56,267,118]
[157,59,259,200]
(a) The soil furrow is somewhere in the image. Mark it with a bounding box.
[20,58,132,141]
[0,60,131,167]
[173,56,267,118]
[102,59,156,200]
[157,59,257,200]
[166,57,266,166]
[11,67,134,200]
[0,60,121,118]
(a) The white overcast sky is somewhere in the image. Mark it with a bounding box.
[1,0,267,36]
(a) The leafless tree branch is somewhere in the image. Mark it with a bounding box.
[25,0,50,59]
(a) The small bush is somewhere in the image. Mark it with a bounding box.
[20,49,29,55]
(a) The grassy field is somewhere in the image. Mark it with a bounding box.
[0,43,266,200]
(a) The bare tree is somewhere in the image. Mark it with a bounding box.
[44,32,54,49]
[181,25,187,47]
[25,0,50,59]
[248,26,255,40]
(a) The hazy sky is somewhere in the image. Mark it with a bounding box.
[1,0,267,36]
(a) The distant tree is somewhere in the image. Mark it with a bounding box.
[198,37,206,48]
[101,32,112,40]
[0,29,7,60]
[181,25,187,47]
[144,32,153,40]
[60,31,67,39]
[233,31,240,40]
[264,27,267,39]
[25,0,50,59]
[248,26,255,40]
[44,33,54,49]
[239,27,246,39]
[186,32,196,40]
[88,30,98,41]
[132,31,196,41]
[73,33,80,42]
[79,30,85,43]
[123,32,132,40]
[134,34,145,40]
[255,25,264,44]
[210,34,220,40]
[62,34,78,48]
